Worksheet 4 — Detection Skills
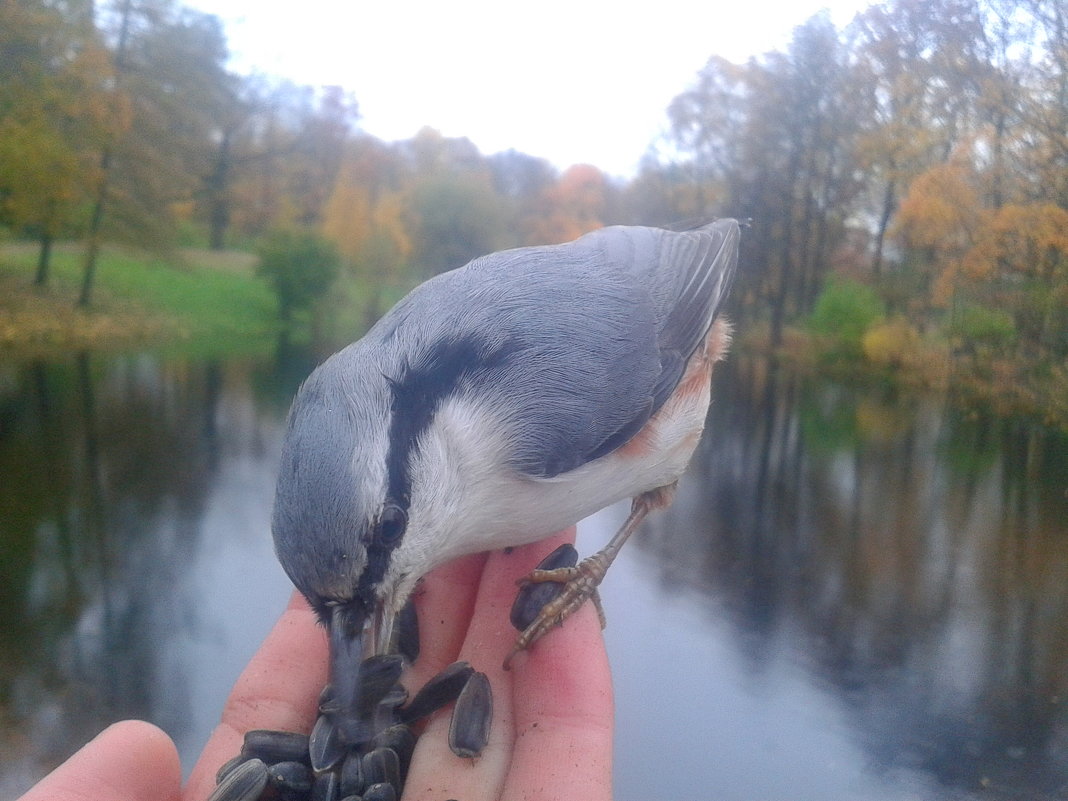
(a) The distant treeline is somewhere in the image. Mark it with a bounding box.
[1,0,1065,418]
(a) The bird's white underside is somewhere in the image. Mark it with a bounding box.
[382,321,728,612]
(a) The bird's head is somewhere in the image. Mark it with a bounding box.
[270,350,436,737]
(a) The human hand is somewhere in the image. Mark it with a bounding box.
[20,529,614,801]
[387,528,614,801]
[16,719,181,801]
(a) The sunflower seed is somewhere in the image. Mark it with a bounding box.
[309,713,345,773]
[398,661,474,724]
[207,758,268,801]
[357,655,405,717]
[319,683,338,715]
[510,544,579,630]
[370,724,416,785]
[241,729,310,765]
[339,750,364,798]
[267,760,313,800]
[449,671,492,758]
[214,754,245,785]
[361,746,400,790]
[310,771,339,801]
[378,684,409,710]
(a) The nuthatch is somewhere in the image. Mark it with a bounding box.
[272,219,739,742]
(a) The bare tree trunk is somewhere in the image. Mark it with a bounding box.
[207,131,232,250]
[871,176,896,277]
[34,231,53,287]
[78,147,111,307]
[77,0,131,308]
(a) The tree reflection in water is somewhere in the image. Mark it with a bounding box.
[640,356,1068,799]
[1,350,1066,799]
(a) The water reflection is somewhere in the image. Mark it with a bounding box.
[628,358,1068,799]
[0,351,1066,800]
[0,350,298,794]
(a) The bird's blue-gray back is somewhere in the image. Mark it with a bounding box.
[354,220,738,479]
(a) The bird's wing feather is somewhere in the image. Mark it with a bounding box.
[370,219,739,479]
[646,220,740,410]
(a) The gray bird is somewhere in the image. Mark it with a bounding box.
[272,218,739,742]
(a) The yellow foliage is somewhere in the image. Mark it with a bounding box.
[171,200,196,222]
[322,165,373,263]
[524,164,606,245]
[931,260,960,308]
[321,145,415,275]
[371,191,412,263]
[901,159,1068,318]
[862,316,922,368]
[855,398,910,443]
[961,204,1068,282]
[893,160,981,255]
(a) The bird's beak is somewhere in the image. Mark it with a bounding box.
[328,601,366,719]
[326,597,399,743]
[369,597,398,658]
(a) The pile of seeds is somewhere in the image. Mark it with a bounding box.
[208,545,581,801]
[208,658,491,801]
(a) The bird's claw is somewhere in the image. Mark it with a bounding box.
[503,559,608,670]
[516,565,580,588]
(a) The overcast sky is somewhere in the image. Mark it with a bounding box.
[187,0,870,176]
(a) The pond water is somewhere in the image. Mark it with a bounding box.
[1,346,1066,800]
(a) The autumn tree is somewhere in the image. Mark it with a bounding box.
[285,86,360,229]
[962,205,1068,356]
[321,136,412,321]
[211,83,359,247]
[667,12,862,342]
[200,74,267,251]
[256,229,340,324]
[487,149,558,240]
[523,164,607,245]
[850,0,987,274]
[890,0,1068,379]
[1017,0,1068,208]
[893,154,985,321]
[667,55,748,218]
[488,150,556,203]
[397,129,511,275]
[973,0,1034,211]
[0,0,110,284]
[405,171,509,275]
[895,150,1067,398]
[78,0,233,306]
[617,159,715,227]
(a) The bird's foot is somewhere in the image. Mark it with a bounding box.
[503,554,609,670]
[501,484,677,670]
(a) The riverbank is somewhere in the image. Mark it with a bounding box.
[2,240,1064,430]
[0,243,277,357]
[738,320,1068,431]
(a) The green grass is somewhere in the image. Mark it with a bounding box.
[0,241,279,356]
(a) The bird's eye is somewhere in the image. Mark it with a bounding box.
[378,504,407,546]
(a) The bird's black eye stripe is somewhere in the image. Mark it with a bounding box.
[384,335,519,512]
[357,504,408,600]
[378,503,407,546]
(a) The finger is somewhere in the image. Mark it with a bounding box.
[19,720,180,801]
[504,599,613,801]
[403,552,488,693]
[403,531,576,801]
[183,591,327,801]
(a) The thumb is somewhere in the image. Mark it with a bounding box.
[19,720,181,801]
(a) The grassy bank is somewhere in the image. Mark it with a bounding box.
[0,243,278,357]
